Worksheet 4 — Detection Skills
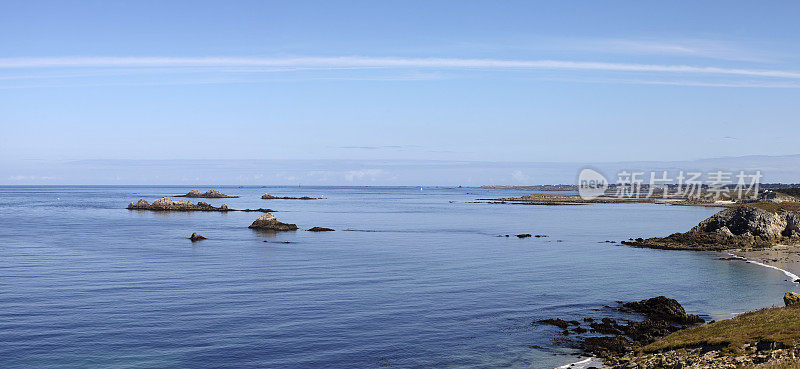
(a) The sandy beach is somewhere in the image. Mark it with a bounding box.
[730,245,800,282]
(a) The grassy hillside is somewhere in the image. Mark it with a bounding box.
[644,305,800,353]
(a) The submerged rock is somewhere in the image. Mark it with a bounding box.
[189,233,206,241]
[127,197,231,212]
[535,318,580,329]
[178,189,238,198]
[307,227,334,232]
[784,292,800,306]
[248,213,298,231]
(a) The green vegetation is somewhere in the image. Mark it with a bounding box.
[644,305,800,353]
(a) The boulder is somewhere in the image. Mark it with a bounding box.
[784,292,800,306]
[249,213,298,231]
[189,233,206,241]
[307,227,335,232]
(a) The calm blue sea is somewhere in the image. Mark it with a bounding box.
[0,186,795,368]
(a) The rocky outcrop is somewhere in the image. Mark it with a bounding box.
[784,292,800,306]
[177,189,238,198]
[189,233,206,241]
[127,197,274,212]
[307,227,334,232]
[622,205,800,250]
[534,296,703,360]
[248,213,298,231]
[622,296,704,325]
[127,197,230,212]
[261,193,320,200]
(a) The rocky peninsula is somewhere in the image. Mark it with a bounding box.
[622,203,800,251]
[177,189,238,198]
[248,213,298,231]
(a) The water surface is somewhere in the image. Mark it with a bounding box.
[0,186,794,368]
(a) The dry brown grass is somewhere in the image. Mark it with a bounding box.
[644,305,800,353]
[748,202,800,213]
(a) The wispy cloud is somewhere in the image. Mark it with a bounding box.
[1,56,800,80]
[569,38,773,62]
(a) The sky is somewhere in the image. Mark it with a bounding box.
[1,1,800,184]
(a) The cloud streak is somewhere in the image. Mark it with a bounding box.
[2,56,800,80]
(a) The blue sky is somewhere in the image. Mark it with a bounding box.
[2,1,800,184]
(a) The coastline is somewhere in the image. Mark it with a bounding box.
[584,245,800,368]
[729,245,800,283]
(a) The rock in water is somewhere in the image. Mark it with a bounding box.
[784,292,800,306]
[180,189,238,198]
[248,213,298,231]
[307,227,334,232]
[189,233,206,241]
[622,296,704,325]
[127,197,230,211]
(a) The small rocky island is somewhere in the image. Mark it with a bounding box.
[261,193,320,200]
[249,213,298,231]
[128,197,231,211]
[623,203,800,250]
[127,197,273,212]
[177,189,238,198]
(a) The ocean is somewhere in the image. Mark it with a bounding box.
[0,186,795,368]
